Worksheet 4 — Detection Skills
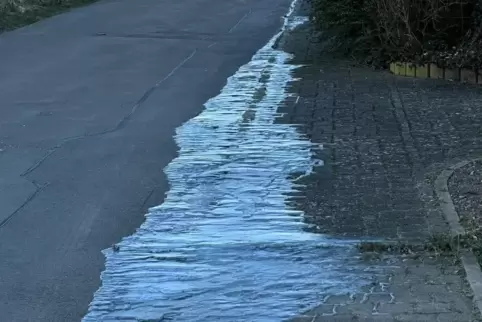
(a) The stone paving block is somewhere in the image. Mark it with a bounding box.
[461,69,477,84]
[290,315,316,322]
[430,64,444,79]
[315,315,396,322]
[416,64,430,78]
[407,64,416,77]
[322,294,356,305]
[336,302,392,316]
[377,302,415,315]
[394,63,407,76]
[282,6,480,321]
[414,302,453,314]
[359,292,395,305]
[393,313,439,321]
[390,63,397,74]
[436,312,475,322]
[444,68,461,81]
[311,304,338,315]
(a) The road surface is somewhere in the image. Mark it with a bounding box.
[0,0,292,320]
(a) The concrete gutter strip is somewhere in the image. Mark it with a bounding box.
[435,159,482,316]
[462,249,482,315]
[434,163,469,237]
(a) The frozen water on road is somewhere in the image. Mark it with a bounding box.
[84,2,384,321]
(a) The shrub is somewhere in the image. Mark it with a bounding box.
[311,0,482,68]
[311,0,380,60]
[0,0,96,31]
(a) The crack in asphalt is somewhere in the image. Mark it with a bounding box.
[22,49,197,177]
[0,50,197,230]
[0,180,49,229]
[228,9,252,34]
[93,31,266,43]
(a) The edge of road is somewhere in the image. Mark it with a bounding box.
[0,0,97,32]
[435,158,482,316]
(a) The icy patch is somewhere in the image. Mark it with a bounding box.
[83,2,381,322]
[286,16,310,31]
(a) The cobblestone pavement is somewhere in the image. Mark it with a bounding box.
[281,2,482,321]
[291,255,475,322]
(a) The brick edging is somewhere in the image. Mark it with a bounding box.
[390,62,480,84]
[434,159,482,316]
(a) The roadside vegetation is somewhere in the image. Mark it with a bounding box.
[0,0,96,31]
[358,229,482,271]
[310,0,482,69]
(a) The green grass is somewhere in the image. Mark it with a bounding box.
[0,0,97,32]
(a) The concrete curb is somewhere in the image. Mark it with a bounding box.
[434,159,482,316]
[390,62,480,84]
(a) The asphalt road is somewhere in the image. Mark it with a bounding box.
[0,0,292,320]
